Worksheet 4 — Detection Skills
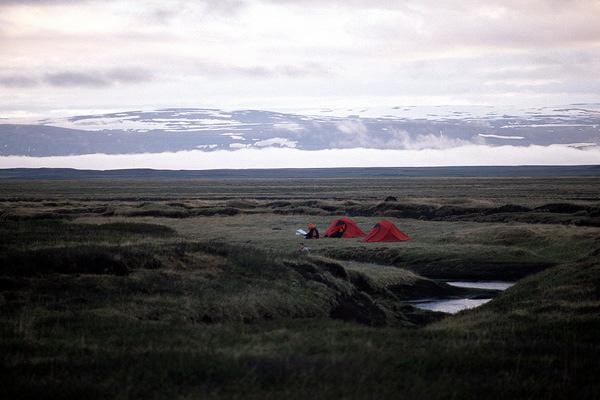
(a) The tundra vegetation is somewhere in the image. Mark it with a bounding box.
[1,175,599,399]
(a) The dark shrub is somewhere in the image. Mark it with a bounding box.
[98,222,176,236]
[535,203,589,213]
[192,207,240,216]
[485,204,532,214]
[0,246,129,276]
[125,209,190,218]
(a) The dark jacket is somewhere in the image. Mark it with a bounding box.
[305,228,320,239]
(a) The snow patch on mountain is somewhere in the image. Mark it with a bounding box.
[479,134,525,140]
[1,104,599,156]
[254,138,297,148]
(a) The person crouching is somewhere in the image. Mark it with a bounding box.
[305,223,320,239]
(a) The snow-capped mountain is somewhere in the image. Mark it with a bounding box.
[1,105,599,156]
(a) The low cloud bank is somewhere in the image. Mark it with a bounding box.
[0,144,598,170]
[334,122,477,149]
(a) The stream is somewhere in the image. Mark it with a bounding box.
[412,281,516,314]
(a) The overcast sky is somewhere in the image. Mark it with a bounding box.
[1,0,600,114]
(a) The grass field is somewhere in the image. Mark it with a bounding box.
[1,175,599,399]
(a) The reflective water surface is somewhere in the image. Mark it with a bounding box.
[446,281,515,291]
[413,298,493,314]
[412,281,516,314]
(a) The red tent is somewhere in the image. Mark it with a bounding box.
[364,220,411,242]
[324,217,366,238]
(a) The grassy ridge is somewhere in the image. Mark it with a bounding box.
[3,196,600,228]
[0,219,445,327]
[1,255,598,399]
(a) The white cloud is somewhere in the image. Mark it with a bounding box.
[1,145,598,169]
[336,120,367,135]
[333,122,475,149]
[2,0,600,111]
[389,129,473,150]
[334,120,373,146]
